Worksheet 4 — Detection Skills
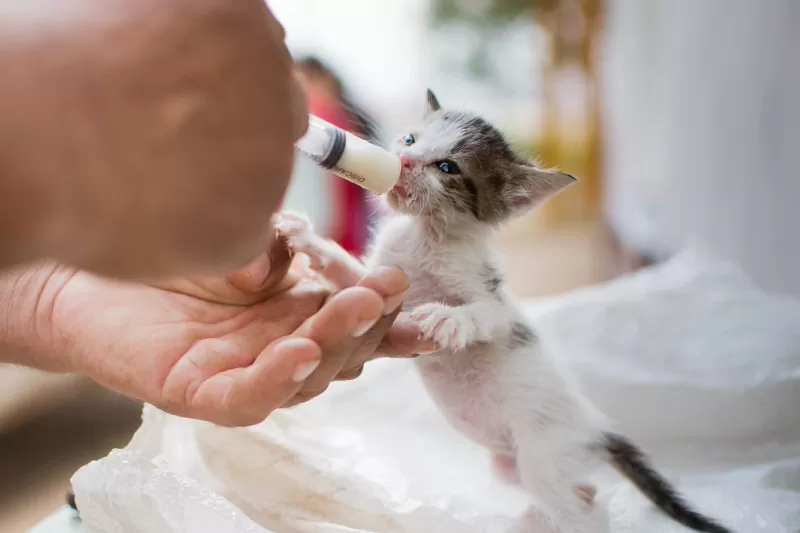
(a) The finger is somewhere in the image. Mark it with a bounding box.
[283,306,391,408]
[155,233,299,305]
[189,337,321,427]
[356,266,409,315]
[292,286,383,393]
[336,365,364,381]
[285,317,389,410]
[282,384,328,408]
[325,265,413,370]
[330,309,398,372]
[226,229,295,295]
[295,267,410,383]
[377,314,439,357]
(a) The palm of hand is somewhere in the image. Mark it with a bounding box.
[49,263,330,425]
[10,225,429,427]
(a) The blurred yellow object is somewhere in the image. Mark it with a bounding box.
[533,0,604,228]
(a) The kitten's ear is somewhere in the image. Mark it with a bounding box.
[425,89,442,115]
[505,164,577,214]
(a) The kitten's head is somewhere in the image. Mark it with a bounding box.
[386,90,576,226]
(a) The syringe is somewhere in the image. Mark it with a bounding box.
[295,115,401,195]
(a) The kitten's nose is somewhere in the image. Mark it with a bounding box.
[400,156,416,169]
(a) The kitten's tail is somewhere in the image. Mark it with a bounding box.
[598,432,732,533]
[67,489,78,513]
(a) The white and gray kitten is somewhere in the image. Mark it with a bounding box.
[276,91,732,533]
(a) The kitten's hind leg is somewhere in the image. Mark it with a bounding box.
[514,442,607,533]
[492,452,520,485]
[492,452,596,504]
[274,211,368,288]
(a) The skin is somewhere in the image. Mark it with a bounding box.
[0,1,436,423]
[0,0,306,279]
[0,235,437,426]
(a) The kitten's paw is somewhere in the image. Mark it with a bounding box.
[274,211,314,248]
[492,453,520,485]
[409,303,477,351]
[575,485,597,506]
[274,212,329,269]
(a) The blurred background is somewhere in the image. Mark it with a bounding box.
[3,0,798,530]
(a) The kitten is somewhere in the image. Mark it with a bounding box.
[275,90,732,533]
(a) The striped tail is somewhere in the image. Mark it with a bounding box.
[600,433,733,533]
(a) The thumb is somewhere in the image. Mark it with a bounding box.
[153,227,299,304]
[226,227,296,296]
[376,315,439,357]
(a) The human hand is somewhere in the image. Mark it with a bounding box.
[0,238,434,426]
[0,0,306,279]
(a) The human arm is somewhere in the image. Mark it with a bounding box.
[0,238,435,426]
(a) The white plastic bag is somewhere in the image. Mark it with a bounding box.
[73,250,800,532]
[73,363,524,533]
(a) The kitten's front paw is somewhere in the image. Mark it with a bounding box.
[274,211,329,269]
[409,303,477,351]
[274,211,314,249]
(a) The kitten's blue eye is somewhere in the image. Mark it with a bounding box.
[436,160,460,175]
[403,134,415,146]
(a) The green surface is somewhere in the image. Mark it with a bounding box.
[27,507,82,533]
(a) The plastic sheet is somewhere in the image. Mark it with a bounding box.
[72,249,800,532]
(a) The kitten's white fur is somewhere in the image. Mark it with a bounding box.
[275,211,609,533]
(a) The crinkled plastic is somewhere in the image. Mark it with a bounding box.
[72,249,800,532]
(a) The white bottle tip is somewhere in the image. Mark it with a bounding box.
[332,133,401,194]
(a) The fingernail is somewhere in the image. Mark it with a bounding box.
[292,359,320,382]
[382,291,406,315]
[352,316,379,338]
[414,339,440,354]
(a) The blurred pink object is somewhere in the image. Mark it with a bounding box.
[297,57,371,257]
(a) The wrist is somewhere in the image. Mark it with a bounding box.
[0,262,78,372]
